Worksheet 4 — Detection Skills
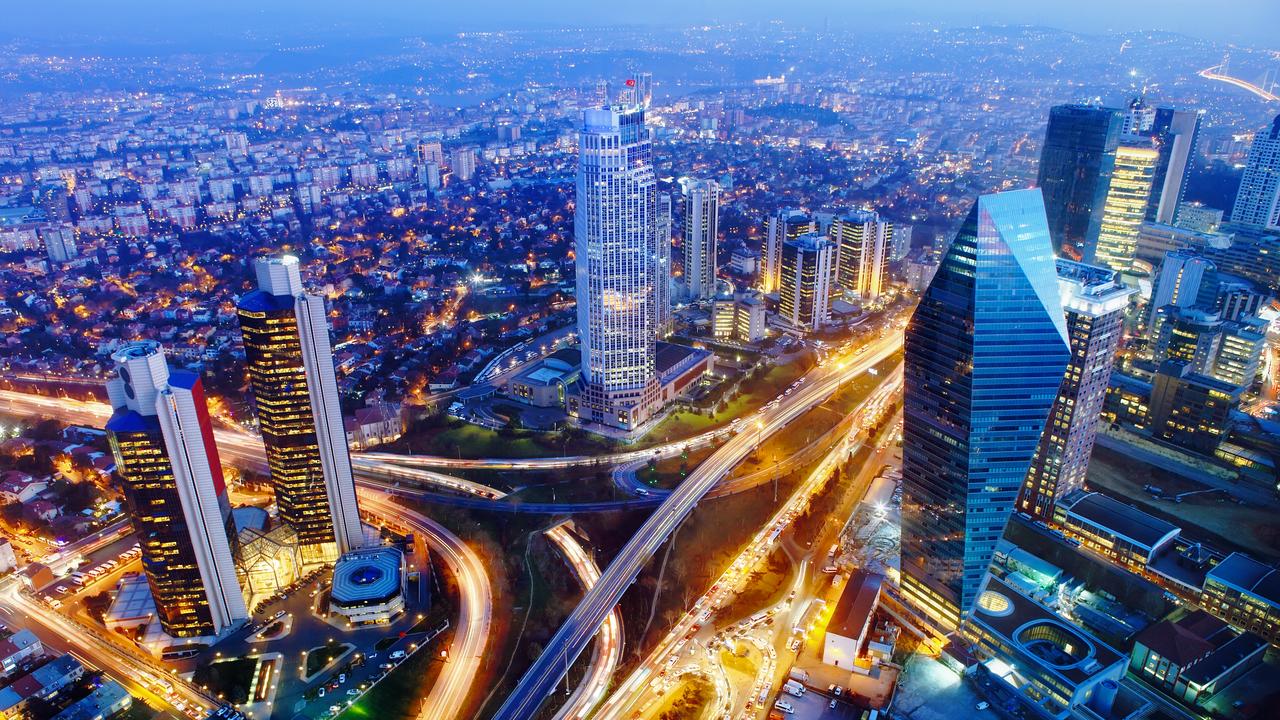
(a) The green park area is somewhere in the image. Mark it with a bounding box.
[192,658,259,705]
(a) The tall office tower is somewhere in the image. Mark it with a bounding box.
[1230,115,1280,230]
[1149,250,1215,316]
[778,232,837,331]
[104,342,247,638]
[1212,276,1268,322]
[1017,261,1134,522]
[1037,105,1123,259]
[1093,144,1159,273]
[654,192,673,338]
[451,147,477,183]
[575,106,661,430]
[680,178,720,301]
[831,210,893,300]
[237,257,364,559]
[760,209,815,293]
[901,189,1070,630]
[1149,360,1241,454]
[1144,109,1201,225]
[634,72,654,107]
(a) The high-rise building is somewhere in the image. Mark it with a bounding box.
[1149,250,1215,316]
[654,192,673,338]
[1093,144,1159,272]
[1150,306,1223,373]
[1037,105,1123,258]
[1017,261,1134,522]
[452,147,477,183]
[760,209,815,294]
[1144,108,1201,225]
[1230,115,1280,230]
[574,105,661,430]
[105,342,247,638]
[634,72,654,107]
[890,222,913,261]
[901,189,1070,630]
[680,178,720,301]
[237,257,364,559]
[831,210,892,301]
[41,225,77,264]
[777,232,837,331]
[417,141,445,167]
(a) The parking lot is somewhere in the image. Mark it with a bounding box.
[891,654,988,720]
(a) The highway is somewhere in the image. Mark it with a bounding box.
[0,577,216,719]
[491,331,904,720]
[595,372,902,720]
[358,490,492,720]
[544,524,623,720]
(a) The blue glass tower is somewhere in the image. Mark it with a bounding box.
[901,189,1071,631]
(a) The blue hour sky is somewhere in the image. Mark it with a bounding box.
[6,0,1278,47]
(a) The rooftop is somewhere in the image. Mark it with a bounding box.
[1058,491,1181,551]
[331,546,404,606]
[1206,553,1280,606]
[828,570,883,640]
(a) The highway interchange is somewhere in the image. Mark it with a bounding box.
[0,317,906,720]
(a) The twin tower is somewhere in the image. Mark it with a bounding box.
[105,256,363,640]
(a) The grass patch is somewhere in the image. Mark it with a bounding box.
[305,643,353,678]
[192,657,259,705]
[339,629,451,720]
[654,676,714,720]
[392,417,616,459]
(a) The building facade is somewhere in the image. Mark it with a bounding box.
[1037,105,1123,258]
[1149,359,1241,454]
[237,256,364,559]
[777,231,836,332]
[574,105,662,430]
[1017,260,1133,521]
[1092,144,1159,272]
[831,210,893,301]
[105,342,247,638]
[760,209,815,294]
[1230,114,1280,230]
[680,177,719,301]
[901,189,1071,630]
[654,192,673,337]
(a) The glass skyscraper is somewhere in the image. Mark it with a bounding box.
[901,189,1071,630]
[1037,105,1123,260]
[1093,144,1159,273]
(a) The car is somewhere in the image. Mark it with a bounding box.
[829,699,837,709]
[975,701,990,711]
[317,688,326,698]
[347,689,359,696]
[338,674,346,684]
[379,663,394,670]
[56,587,70,595]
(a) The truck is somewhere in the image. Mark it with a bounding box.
[788,667,810,683]
[774,700,795,714]
[784,680,805,697]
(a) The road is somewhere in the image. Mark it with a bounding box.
[357,490,492,720]
[0,577,215,719]
[491,330,905,720]
[595,373,901,720]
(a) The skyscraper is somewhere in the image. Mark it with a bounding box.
[1017,261,1134,522]
[1144,108,1201,225]
[237,256,364,559]
[574,105,660,430]
[1093,144,1159,273]
[831,210,893,301]
[680,178,720,301]
[654,192,673,338]
[1230,115,1280,230]
[1149,250,1215,318]
[1037,105,1123,259]
[778,232,837,331]
[901,189,1070,630]
[452,147,477,183]
[760,209,815,294]
[105,342,247,638]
